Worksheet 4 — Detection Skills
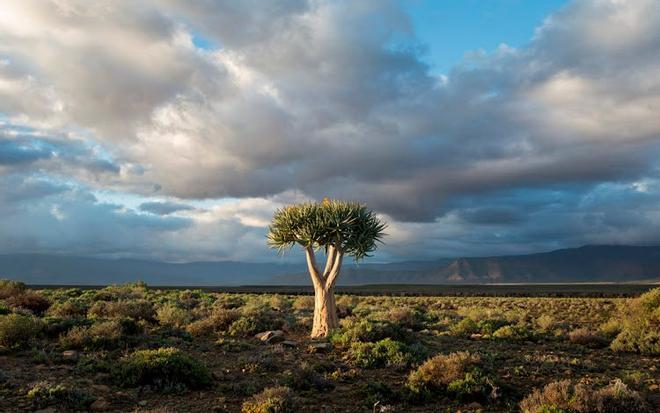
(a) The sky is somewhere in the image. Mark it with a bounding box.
[1,0,660,263]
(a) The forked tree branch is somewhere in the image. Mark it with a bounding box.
[322,245,336,278]
[305,246,323,287]
[324,252,343,289]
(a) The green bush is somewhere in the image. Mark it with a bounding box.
[281,362,334,391]
[27,381,95,410]
[0,300,10,315]
[347,338,426,369]
[113,347,212,392]
[228,308,283,337]
[59,320,124,350]
[0,279,26,299]
[446,370,492,401]
[330,317,407,345]
[519,379,650,413]
[43,316,91,338]
[5,292,51,315]
[492,324,533,341]
[0,314,42,348]
[89,299,155,321]
[156,304,191,328]
[406,351,488,398]
[450,318,479,337]
[47,300,87,318]
[241,386,295,413]
[610,287,659,355]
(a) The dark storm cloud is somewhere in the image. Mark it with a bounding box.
[139,201,194,215]
[0,129,121,176]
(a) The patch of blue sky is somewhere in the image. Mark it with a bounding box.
[401,0,569,74]
[191,32,220,51]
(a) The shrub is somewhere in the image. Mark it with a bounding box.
[592,379,651,413]
[407,351,482,395]
[59,320,123,350]
[156,304,191,329]
[519,379,650,413]
[446,370,492,401]
[292,295,314,311]
[568,328,608,348]
[27,381,95,410]
[0,279,26,299]
[598,319,622,338]
[536,314,555,331]
[610,287,660,355]
[0,301,10,315]
[347,338,425,369]
[5,292,51,315]
[0,314,42,348]
[229,308,283,337]
[89,299,155,321]
[450,318,479,337]
[186,307,242,337]
[47,300,87,318]
[384,307,424,330]
[113,347,212,392]
[281,362,334,391]
[241,386,295,413]
[492,324,532,341]
[43,316,90,338]
[330,318,407,345]
[477,318,509,335]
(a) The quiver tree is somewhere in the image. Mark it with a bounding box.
[268,200,386,338]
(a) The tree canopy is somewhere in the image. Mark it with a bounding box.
[267,199,386,260]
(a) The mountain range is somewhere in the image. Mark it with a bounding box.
[1,245,659,286]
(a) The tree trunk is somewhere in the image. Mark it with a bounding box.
[311,284,338,338]
[305,246,343,338]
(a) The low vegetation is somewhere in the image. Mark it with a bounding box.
[0,279,657,412]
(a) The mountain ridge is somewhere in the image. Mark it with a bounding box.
[1,245,659,286]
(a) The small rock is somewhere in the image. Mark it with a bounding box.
[308,342,332,353]
[280,340,298,348]
[90,398,110,411]
[92,384,111,393]
[465,402,482,411]
[138,400,148,407]
[254,330,285,344]
[61,350,79,360]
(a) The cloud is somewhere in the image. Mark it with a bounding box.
[0,0,659,261]
[139,201,194,215]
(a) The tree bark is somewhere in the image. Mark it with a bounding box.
[306,246,343,338]
[311,284,338,338]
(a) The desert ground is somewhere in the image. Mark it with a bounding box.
[0,280,658,412]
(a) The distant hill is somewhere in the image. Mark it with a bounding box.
[1,245,659,286]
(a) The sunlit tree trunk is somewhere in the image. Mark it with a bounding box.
[306,246,343,338]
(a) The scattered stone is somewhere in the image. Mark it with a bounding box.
[61,350,79,360]
[465,402,482,411]
[308,342,332,353]
[280,340,298,348]
[254,330,285,344]
[92,384,111,393]
[90,398,110,411]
